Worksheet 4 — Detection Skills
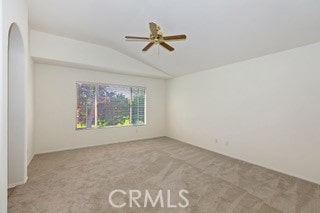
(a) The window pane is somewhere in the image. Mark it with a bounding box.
[76,83,96,129]
[131,87,146,125]
[76,82,146,129]
[97,85,130,127]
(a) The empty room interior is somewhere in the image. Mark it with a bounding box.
[1,0,320,212]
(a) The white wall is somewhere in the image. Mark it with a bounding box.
[167,42,320,184]
[1,0,29,211]
[34,63,166,154]
[30,30,170,79]
[27,53,34,165]
[0,2,4,211]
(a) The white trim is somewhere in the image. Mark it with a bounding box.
[8,176,28,189]
[27,154,34,165]
[169,137,320,185]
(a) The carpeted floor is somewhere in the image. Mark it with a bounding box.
[8,137,320,212]
[8,188,15,198]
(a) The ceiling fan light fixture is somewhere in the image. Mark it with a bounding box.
[125,22,187,52]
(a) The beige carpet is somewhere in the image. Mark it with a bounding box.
[8,188,15,198]
[8,137,320,212]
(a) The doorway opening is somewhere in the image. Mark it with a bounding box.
[7,23,27,189]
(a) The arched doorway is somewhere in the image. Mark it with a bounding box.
[7,23,27,187]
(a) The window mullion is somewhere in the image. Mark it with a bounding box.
[129,87,132,124]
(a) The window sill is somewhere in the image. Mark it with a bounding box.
[75,123,146,131]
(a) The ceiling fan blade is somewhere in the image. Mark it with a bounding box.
[125,36,149,40]
[142,42,154,51]
[159,42,174,51]
[149,22,158,37]
[163,34,187,41]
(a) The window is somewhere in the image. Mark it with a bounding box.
[76,82,146,129]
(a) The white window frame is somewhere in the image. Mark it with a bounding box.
[76,81,147,130]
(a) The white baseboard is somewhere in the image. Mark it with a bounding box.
[27,153,34,165]
[168,137,320,185]
[8,176,28,189]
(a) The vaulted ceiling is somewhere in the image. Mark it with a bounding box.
[28,0,320,77]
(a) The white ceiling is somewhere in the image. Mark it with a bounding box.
[28,0,320,77]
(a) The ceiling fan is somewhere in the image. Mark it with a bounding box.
[125,22,187,52]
